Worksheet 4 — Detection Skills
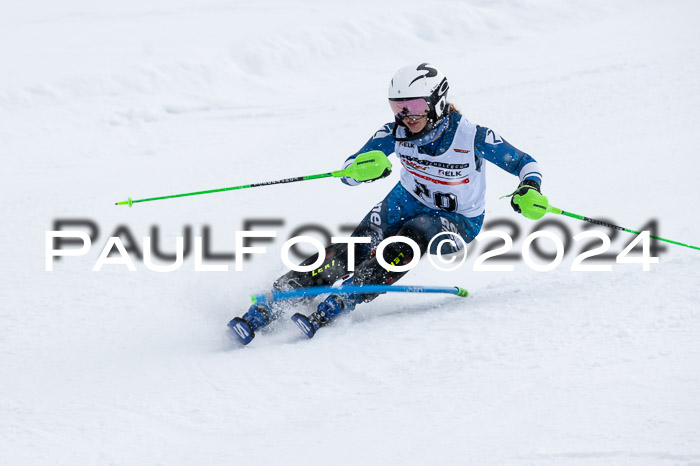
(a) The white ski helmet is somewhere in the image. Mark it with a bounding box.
[388,63,449,140]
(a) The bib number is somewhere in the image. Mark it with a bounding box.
[414,181,458,212]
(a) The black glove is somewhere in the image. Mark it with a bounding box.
[510,179,541,213]
[365,167,392,183]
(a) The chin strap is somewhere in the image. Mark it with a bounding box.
[393,116,448,143]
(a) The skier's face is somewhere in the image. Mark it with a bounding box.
[389,98,430,134]
[402,114,428,134]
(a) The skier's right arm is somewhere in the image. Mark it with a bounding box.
[341,123,396,186]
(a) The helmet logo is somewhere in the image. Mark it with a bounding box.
[437,78,449,96]
[409,63,438,86]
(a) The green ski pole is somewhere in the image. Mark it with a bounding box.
[547,205,700,251]
[509,189,700,251]
[115,150,391,207]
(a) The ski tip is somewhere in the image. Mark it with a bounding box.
[227,317,255,345]
[291,313,316,339]
[455,286,469,297]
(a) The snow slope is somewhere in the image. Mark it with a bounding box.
[2,1,700,464]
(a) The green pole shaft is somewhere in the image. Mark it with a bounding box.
[115,150,392,207]
[548,205,700,251]
[115,172,333,207]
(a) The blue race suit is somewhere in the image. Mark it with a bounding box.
[272,111,543,298]
[345,112,541,253]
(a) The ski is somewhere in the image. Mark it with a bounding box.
[227,317,255,345]
[229,283,469,345]
[290,313,317,339]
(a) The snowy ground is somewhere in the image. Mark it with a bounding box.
[2,1,700,465]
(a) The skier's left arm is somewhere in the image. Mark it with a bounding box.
[475,126,542,184]
[474,125,546,218]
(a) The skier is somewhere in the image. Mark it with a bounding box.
[229,63,544,344]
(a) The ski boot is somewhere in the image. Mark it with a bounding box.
[291,293,362,339]
[228,303,271,345]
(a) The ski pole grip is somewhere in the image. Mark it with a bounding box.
[335,151,391,182]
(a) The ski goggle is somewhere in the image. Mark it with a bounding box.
[389,98,430,121]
